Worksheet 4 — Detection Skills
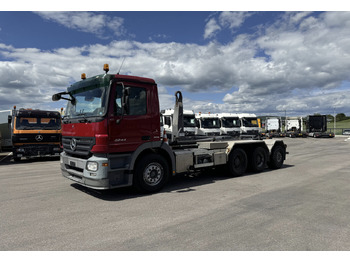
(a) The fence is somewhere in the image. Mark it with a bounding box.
[328,128,350,135]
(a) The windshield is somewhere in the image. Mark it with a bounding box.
[201,118,220,128]
[242,117,258,127]
[16,117,61,130]
[65,85,109,118]
[184,115,196,127]
[221,117,240,128]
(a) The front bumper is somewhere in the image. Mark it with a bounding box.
[13,144,61,157]
[60,152,133,190]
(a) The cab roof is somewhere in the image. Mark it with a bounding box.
[67,74,156,93]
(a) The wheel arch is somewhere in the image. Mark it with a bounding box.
[129,141,175,175]
[270,140,287,159]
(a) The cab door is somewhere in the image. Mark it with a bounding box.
[108,82,152,153]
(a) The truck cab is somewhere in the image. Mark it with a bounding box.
[195,113,221,136]
[285,117,307,138]
[161,109,196,138]
[307,115,334,138]
[238,113,260,139]
[8,107,62,161]
[217,113,241,137]
[265,117,284,138]
[53,68,167,190]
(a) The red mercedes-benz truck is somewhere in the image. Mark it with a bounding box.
[52,65,287,193]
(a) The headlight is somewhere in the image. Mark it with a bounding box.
[86,161,98,172]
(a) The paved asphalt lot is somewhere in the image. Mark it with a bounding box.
[0,137,350,251]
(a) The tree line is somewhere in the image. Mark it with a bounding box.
[323,113,350,122]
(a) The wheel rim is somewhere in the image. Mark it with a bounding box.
[275,150,283,163]
[143,162,164,186]
[234,156,241,168]
[256,153,265,168]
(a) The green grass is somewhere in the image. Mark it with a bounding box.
[328,119,350,135]
[329,118,350,128]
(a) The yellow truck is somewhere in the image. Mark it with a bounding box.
[8,106,62,161]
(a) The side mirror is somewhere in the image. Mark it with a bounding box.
[8,115,12,125]
[52,94,62,101]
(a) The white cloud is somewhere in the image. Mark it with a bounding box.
[203,18,221,39]
[35,11,125,37]
[1,12,350,116]
[204,12,252,40]
[219,11,253,30]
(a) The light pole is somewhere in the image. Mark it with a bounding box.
[334,108,336,134]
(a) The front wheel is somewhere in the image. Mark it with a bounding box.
[133,154,169,193]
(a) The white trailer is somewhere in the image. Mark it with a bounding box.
[0,110,12,150]
[217,113,241,137]
[195,113,221,136]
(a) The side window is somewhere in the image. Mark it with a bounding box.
[128,87,147,115]
[164,116,171,126]
[115,85,147,116]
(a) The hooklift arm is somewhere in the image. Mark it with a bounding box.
[171,91,184,141]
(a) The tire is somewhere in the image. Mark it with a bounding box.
[133,154,169,193]
[251,147,267,172]
[228,148,247,177]
[268,145,285,169]
[13,155,21,162]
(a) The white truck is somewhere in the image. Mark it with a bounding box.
[265,117,284,138]
[0,110,12,151]
[195,113,221,136]
[238,113,261,139]
[285,117,307,138]
[217,113,241,137]
[161,109,196,139]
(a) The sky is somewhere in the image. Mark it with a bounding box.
[1,1,350,117]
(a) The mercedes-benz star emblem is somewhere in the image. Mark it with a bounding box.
[70,138,77,151]
[35,135,43,142]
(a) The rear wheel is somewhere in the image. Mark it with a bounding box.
[251,147,267,172]
[133,154,169,193]
[268,145,285,169]
[228,148,247,177]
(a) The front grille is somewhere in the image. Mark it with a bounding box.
[12,134,61,143]
[246,130,259,135]
[184,131,195,136]
[62,136,95,158]
[207,132,220,136]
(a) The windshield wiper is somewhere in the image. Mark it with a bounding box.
[75,113,91,123]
